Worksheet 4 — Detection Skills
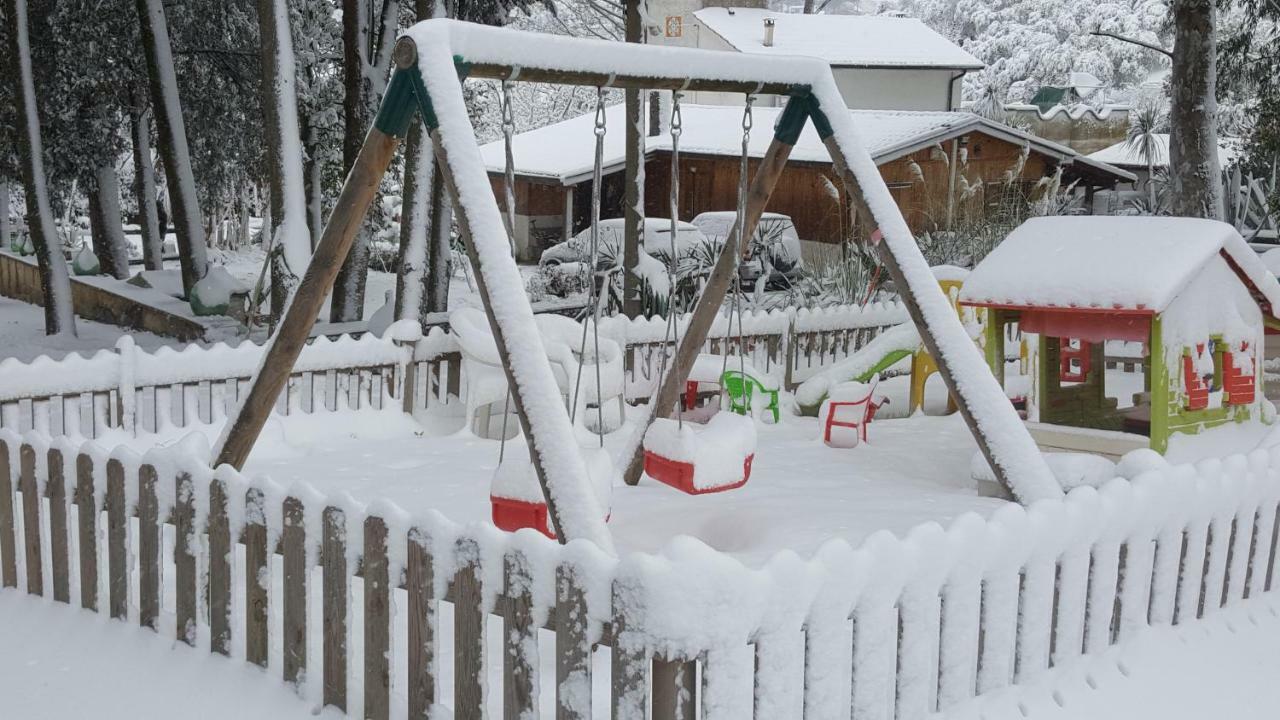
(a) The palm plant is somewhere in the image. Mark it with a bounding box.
[1125,101,1168,211]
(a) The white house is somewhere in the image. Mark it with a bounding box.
[650,7,983,111]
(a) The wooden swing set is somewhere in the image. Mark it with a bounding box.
[211,20,1060,548]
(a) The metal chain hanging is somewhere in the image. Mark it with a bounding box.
[655,89,686,427]
[571,86,609,446]
[497,73,519,462]
[721,94,756,390]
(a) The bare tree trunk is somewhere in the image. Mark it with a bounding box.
[5,0,75,336]
[302,120,323,250]
[332,0,398,321]
[136,0,209,296]
[88,165,133,280]
[1169,0,1224,219]
[395,0,449,323]
[130,103,164,271]
[257,0,311,322]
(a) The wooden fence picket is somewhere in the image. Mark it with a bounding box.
[137,463,160,630]
[106,458,128,620]
[503,548,538,720]
[556,561,594,720]
[46,447,70,604]
[74,453,97,611]
[19,444,42,596]
[244,487,269,667]
[174,472,197,645]
[610,577,649,720]
[322,506,348,711]
[0,438,16,588]
[454,537,485,719]
[407,528,437,720]
[282,496,307,685]
[208,478,232,655]
[364,515,391,720]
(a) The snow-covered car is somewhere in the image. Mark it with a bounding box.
[690,211,803,289]
[539,218,708,270]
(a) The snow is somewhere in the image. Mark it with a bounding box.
[960,216,1280,316]
[0,296,171,364]
[0,592,342,720]
[943,594,1280,720]
[691,8,984,70]
[477,104,1126,185]
[795,321,920,408]
[1086,133,1239,170]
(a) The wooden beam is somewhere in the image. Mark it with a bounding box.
[621,96,807,485]
[462,62,800,96]
[213,44,420,470]
[819,133,1033,501]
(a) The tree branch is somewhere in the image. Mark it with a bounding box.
[1089,30,1172,58]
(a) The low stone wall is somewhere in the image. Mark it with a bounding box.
[0,251,212,341]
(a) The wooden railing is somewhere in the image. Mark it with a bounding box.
[0,303,907,440]
[2,432,1278,718]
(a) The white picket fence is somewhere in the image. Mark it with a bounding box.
[1,429,1278,719]
[0,302,908,440]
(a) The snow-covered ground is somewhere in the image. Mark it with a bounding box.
[943,594,1280,720]
[102,377,1002,566]
[0,591,341,720]
[0,295,172,362]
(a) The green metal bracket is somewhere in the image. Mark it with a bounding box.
[374,68,420,138]
[406,65,439,132]
[452,54,473,80]
[808,95,835,141]
[772,90,812,146]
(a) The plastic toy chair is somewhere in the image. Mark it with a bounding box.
[822,378,888,447]
[721,370,780,424]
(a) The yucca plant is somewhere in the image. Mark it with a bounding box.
[1125,100,1168,211]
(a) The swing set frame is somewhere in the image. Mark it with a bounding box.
[212,20,1059,549]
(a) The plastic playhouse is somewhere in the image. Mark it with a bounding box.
[960,216,1280,458]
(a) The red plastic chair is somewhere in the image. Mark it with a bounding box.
[822,380,888,446]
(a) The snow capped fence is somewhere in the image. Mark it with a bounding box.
[3,429,1279,718]
[0,302,904,439]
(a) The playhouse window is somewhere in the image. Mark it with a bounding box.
[1181,340,1223,411]
[1223,341,1256,406]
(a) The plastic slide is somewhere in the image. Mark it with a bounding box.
[795,322,923,416]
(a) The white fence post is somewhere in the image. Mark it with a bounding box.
[115,336,137,436]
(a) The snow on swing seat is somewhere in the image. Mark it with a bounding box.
[643,411,757,494]
[490,444,614,538]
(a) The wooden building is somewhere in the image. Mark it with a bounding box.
[483,104,1134,263]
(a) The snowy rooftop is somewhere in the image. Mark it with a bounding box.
[960,217,1280,316]
[693,8,984,70]
[481,104,1133,184]
[1086,133,1238,171]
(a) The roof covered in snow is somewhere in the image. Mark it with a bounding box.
[693,8,984,70]
[959,217,1280,318]
[1086,134,1238,171]
[481,104,1134,185]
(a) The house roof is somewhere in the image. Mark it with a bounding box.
[959,216,1280,318]
[692,8,984,70]
[1086,134,1238,171]
[480,104,1135,186]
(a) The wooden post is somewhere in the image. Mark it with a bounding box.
[106,459,128,620]
[504,548,538,720]
[137,463,160,630]
[74,453,97,611]
[19,444,42,596]
[283,495,307,684]
[453,537,485,719]
[245,487,269,667]
[407,528,437,719]
[622,96,807,485]
[214,41,422,471]
[208,477,232,655]
[817,128,1052,502]
[364,515,391,720]
[174,472,197,645]
[651,658,697,720]
[0,438,15,589]
[322,506,348,711]
[46,447,70,604]
[556,562,593,720]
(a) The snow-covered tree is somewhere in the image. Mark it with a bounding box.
[135,0,210,295]
[1168,0,1223,219]
[257,0,313,320]
[3,0,75,335]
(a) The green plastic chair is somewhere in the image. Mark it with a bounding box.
[721,370,780,423]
